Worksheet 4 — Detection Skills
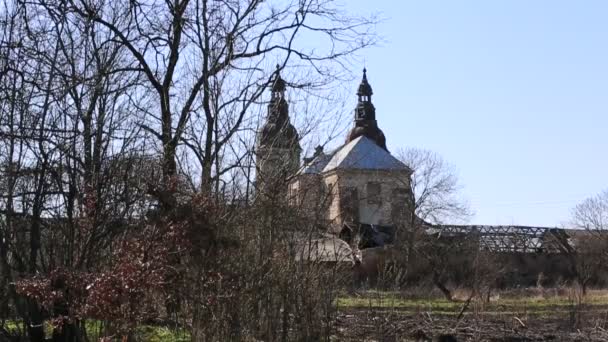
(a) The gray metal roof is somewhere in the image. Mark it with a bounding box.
[295,236,355,263]
[297,152,334,175]
[322,136,410,173]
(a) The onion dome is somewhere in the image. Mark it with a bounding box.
[347,123,386,150]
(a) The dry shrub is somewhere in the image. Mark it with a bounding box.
[12,186,346,341]
[182,196,348,341]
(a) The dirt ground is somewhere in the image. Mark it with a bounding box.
[333,290,608,341]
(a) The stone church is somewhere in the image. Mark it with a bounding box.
[256,67,413,247]
[255,65,598,289]
[255,65,586,262]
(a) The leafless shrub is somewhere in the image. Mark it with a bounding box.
[385,148,477,299]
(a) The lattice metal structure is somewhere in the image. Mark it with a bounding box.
[435,225,574,253]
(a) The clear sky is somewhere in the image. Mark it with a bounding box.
[346,0,608,227]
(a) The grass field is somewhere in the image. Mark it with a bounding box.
[4,288,608,341]
[334,288,608,341]
[337,288,608,315]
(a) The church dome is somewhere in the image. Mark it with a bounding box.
[347,123,386,150]
[258,119,300,149]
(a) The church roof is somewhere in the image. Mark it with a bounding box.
[298,152,333,175]
[322,136,410,173]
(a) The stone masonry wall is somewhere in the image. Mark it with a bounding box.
[323,169,411,233]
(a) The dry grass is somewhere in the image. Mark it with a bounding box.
[338,287,608,315]
[334,287,608,341]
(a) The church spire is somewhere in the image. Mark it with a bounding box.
[265,65,289,125]
[346,68,387,150]
[357,68,373,99]
[257,65,300,149]
[271,64,286,97]
[354,68,376,122]
[256,65,301,199]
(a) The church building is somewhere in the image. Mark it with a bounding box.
[256,67,414,246]
[255,65,580,261]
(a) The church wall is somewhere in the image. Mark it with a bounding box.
[256,146,300,198]
[323,169,411,232]
[289,174,329,223]
[321,173,341,231]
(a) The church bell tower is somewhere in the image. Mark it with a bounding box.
[255,66,301,199]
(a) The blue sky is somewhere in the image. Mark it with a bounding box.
[346,1,608,226]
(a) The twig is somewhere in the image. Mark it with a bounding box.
[456,291,475,323]
[513,316,527,329]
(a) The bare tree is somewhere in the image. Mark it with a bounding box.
[395,148,473,299]
[572,190,608,231]
[60,0,377,201]
[1,0,377,340]
[0,1,156,339]
[398,148,471,225]
[567,189,608,295]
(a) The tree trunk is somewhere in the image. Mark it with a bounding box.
[432,271,452,301]
[27,300,45,342]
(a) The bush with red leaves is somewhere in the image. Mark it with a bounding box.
[15,195,206,335]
